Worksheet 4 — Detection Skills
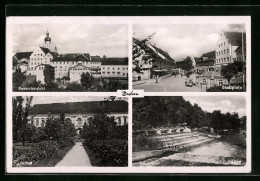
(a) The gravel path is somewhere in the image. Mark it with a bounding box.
[55,142,92,167]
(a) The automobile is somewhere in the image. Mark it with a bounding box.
[185,80,193,87]
[172,68,180,75]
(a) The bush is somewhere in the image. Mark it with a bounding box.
[132,135,157,152]
[13,140,74,167]
[66,81,83,91]
[84,139,128,167]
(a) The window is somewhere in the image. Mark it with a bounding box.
[118,117,121,125]
[126,68,128,70]
[103,67,105,70]
[227,49,229,53]
[102,72,105,74]
[123,73,125,76]
[227,57,229,62]
[224,50,225,54]
[41,120,45,127]
[117,72,120,74]
[221,51,223,55]
[123,68,125,70]
[113,68,115,70]
[219,80,223,85]
[107,72,110,74]
[118,67,120,70]
[203,79,206,83]
[108,67,110,70]
[224,58,226,62]
[36,119,39,126]
[124,117,127,125]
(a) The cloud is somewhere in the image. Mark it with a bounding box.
[133,24,244,60]
[13,24,128,57]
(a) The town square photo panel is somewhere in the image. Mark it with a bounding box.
[6,16,251,174]
[132,23,249,92]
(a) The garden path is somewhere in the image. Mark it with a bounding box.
[55,142,92,167]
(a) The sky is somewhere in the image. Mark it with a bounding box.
[183,96,246,117]
[31,96,128,105]
[13,24,128,57]
[133,24,245,61]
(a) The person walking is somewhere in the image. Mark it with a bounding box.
[155,74,159,83]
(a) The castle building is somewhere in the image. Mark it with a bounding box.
[14,30,127,84]
[28,100,128,129]
[215,31,246,67]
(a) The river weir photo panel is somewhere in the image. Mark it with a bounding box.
[132,96,249,168]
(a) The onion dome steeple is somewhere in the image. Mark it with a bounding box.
[44,30,51,48]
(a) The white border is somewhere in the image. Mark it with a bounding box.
[6,16,251,173]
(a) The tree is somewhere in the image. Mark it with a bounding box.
[13,68,26,90]
[66,81,83,91]
[181,56,194,77]
[221,63,238,84]
[44,113,76,142]
[12,96,33,145]
[240,116,246,130]
[80,72,94,90]
[43,65,55,86]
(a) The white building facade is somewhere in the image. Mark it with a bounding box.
[215,31,245,67]
[28,100,128,129]
[14,31,129,84]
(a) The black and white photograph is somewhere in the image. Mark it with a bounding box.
[132,23,248,92]
[6,16,251,174]
[11,23,128,92]
[12,96,128,167]
[132,96,247,167]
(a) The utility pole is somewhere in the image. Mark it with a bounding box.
[242,24,245,89]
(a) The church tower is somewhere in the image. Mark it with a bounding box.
[44,30,51,48]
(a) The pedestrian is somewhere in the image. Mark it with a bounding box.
[156,74,159,83]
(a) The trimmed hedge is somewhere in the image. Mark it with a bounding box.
[13,140,74,167]
[84,138,128,167]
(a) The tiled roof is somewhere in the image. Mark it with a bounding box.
[51,53,91,62]
[29,100,128,115]
[13,52,32,60]
[91,56,102,62]
[224,32,246,46]
[201,51,215,59]
[196,59,215,67]
[150,45,175,62]
[101,58,128,65]
[235,41,246,52]
[133,38,175,63]
[35,64,55,68]
[40,47,51,54]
